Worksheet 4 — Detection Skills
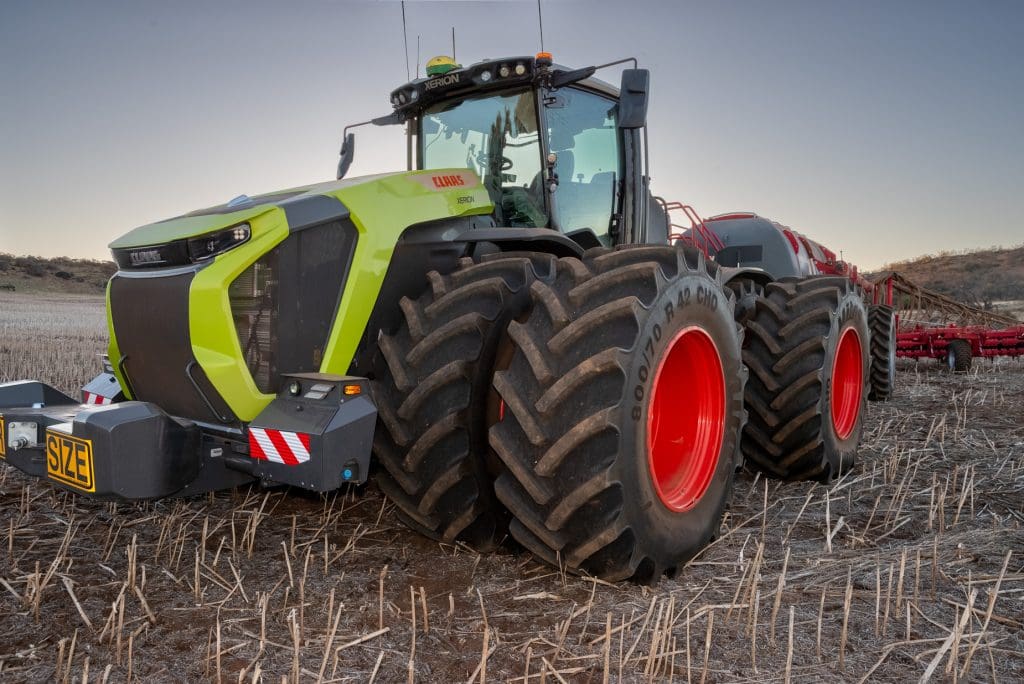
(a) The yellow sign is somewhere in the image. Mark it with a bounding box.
[45,431,95,492]
[0,417,5,458]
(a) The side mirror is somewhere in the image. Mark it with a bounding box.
[336,133,355,180]
[618,68,650,129]
[336,112,403,179]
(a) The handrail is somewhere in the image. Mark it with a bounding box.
[658,200,724,258]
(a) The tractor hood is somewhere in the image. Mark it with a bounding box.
[104,167,494,423]
[109,172,401,254]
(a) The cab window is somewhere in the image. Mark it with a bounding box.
[546,88,621,243]
[420,89,547,227]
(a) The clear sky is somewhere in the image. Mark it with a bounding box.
[1,0,1022,269]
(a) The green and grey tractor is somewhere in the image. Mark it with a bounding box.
[0,52,890,582]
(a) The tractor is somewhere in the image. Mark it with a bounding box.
[0,52,891,583]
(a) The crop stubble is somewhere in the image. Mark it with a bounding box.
[1,292,1022,682]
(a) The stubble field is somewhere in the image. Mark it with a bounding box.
[1,292,1022,682]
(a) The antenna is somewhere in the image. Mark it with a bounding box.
[416,35,421,78]
[451,26,456,62]
[537,0,545,52]
[401,1,410,80]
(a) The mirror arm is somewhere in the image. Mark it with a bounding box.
[550,66,597,89]
[593,57,638,71]
[548,57,638,89]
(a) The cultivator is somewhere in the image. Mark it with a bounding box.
[870,271,1024,370]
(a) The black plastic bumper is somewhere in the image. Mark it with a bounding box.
[1,391,204,499]
[0,377,377,500]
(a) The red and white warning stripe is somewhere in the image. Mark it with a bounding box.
[82,391,113,405]
[248,427,311,466]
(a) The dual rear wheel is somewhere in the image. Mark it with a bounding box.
[739,277,870,481]
[374,255,871,581]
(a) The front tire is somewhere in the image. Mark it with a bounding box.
[373,254,555,551]
[741,277,869,481]
[490,246,746,583]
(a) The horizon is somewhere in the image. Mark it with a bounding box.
[2,0,1022,271]
[4,240,1024,274]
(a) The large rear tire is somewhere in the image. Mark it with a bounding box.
[490,246,746,583]
[741,276,869,481]
[373,254,555,551]
[868,304,896,401]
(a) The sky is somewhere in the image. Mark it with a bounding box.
[1,0,1022,269]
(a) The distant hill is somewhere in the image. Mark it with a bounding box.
[3,245,1022,312]
[0,253,116,294]
[870,245,1024,309]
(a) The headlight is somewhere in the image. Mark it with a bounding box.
[188,223,251,261]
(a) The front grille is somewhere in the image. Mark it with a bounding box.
[109,271,237,424]
[230,251,280,393]
[230,220,358,395]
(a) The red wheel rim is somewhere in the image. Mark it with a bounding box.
[646,326,726,512]
[830,326,863,439]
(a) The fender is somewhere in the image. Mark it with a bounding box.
[347,222,585,376]
[458,227,585,259]
[719,265,774,289]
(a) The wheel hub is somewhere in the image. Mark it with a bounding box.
[646,326,726,512]
[831,326,863,439]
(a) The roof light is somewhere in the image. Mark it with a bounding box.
[498,64,511,78]
[535,51,553,65]
[479,70,492,82]
[514,62,526,76]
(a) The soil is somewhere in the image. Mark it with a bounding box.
[1,356,1022,681]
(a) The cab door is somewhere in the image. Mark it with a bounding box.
[544,87,623,246]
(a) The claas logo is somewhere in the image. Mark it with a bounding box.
[431,174,466,189]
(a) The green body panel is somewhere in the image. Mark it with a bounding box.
[105,279,123,395]
[316,170,492,376]
[106,169,493,421]
[188,212,291,420]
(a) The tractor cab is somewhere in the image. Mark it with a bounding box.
[370,53,660,248]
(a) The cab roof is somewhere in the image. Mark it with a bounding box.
[388,55,620,118]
